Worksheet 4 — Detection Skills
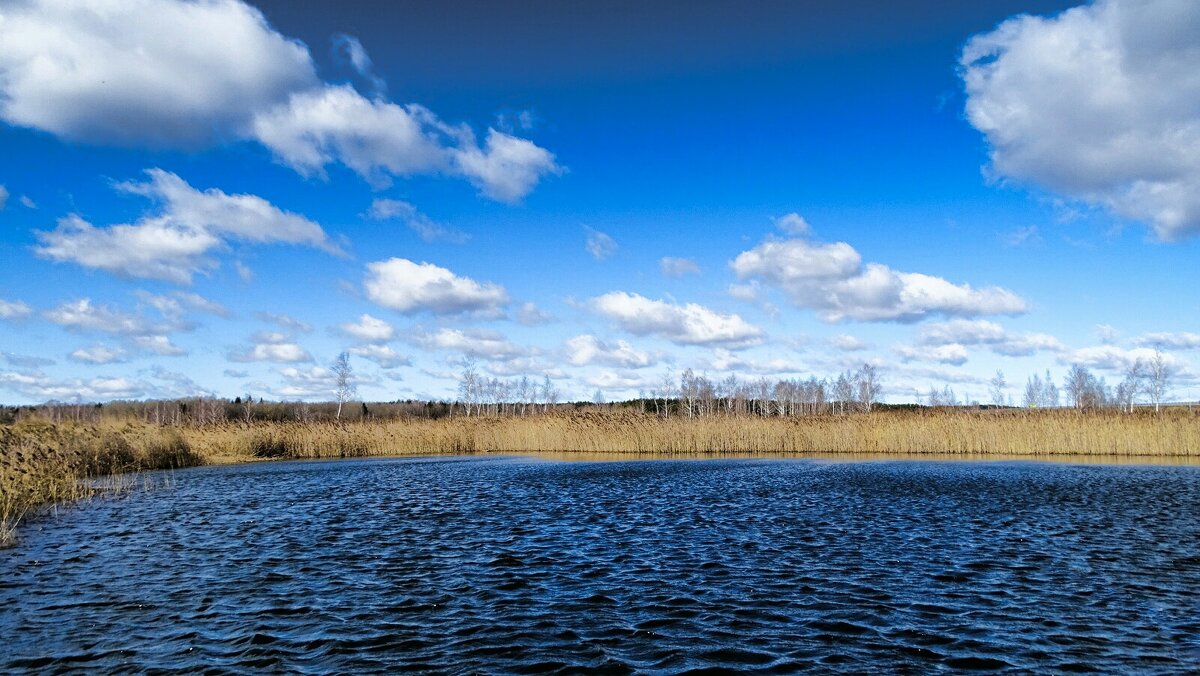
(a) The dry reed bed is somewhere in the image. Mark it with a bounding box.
[173,408,1199,458]
[3,409,1196,545]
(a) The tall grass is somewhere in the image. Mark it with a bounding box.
[2,408,1196,545]
[0,418,202,546]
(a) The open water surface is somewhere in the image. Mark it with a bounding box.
[2,456,1199,673]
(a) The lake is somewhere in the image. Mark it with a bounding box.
[2,456,1199,672]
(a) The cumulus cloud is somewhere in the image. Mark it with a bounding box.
[1135,332,1200,350]
[0,0,317,146]
[228,331,313,363]
[0,2,559,201]
[367,198,468,243]
[961,0,1200,240]
[895,343,970,366]
[831,334,868,351]
[451,128,563,203]
[364,258,508,316]
[774,212,812,235]
[731,237,1027,322]
[590,291,763,348]
[42,298,187,358]
[136,290,230,319]
[347,344,409,369]
[257,312,312,333]
[584,227,618,260]
[35,169,336,284]
[918,319,1064,357]
[659,256,701,278]
[1060,345,1188,372]
[251,86,561,200]
[2,352,54,369]
[565,335,654,368]
[0,299,33,319]
[413,328,525,360]
[515,302,554,326]
[0,371,145,402]
[69,345,128,365]
[339,313,395,342]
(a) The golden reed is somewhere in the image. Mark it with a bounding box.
[3,408,1197,545]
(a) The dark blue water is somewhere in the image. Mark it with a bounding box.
[2,456,1199,673]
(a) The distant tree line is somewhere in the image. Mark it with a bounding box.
[0,350,1185,427]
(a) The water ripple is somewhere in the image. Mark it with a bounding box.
[2,457,1199,673]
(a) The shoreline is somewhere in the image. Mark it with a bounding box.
[4,408,1198,545]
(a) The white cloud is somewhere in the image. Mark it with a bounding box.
[131,334,186,356]
[565,335,654,368]
[706,348,799,376]
[252,86,560,201]
[229,331,312,363]
[0,0,317,146]
[0,371,145,402]
[251,84,447,183]
[515,302,554,326]
[364,258,508,316]
[0,299,32,319]
[43,298,188,358]
[347,344,409,369]
[895,343,970,366]
[961,0,1200,240]
[136,290,230,319]
[591,291,764,348]
[584,227,618,260]
[257,312,312,333]
[414,328,525,360]
[0,2,559,201]
[69,345,127,365]
[452,128,562,203]
[35,169,336,284]
[1135,332,1200,350]
[831,334,868,351]
[339,313,395,342]
[273,366,336,399]
[731,237,1027,322]
[0,184,7,209]
[367,198,468,243]
[1060,345,1189,372]
[774,212,811,235]
[918,319,1064,357]
[44,299,149,335]
[583,370,653,391]
[659,256,701,278]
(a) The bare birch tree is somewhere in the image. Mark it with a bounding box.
[332,351,356,420]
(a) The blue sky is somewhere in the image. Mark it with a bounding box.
[1,0,1198,405]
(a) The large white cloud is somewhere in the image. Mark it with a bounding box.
[0,0,317,146]
[590,291,763,348]
[731,237,1027,322]
[961,0,1200,240]
[364,258,509,316]
[0,0,560,201]
[35,169,336,283]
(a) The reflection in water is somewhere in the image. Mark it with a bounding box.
[2,456,1199,672]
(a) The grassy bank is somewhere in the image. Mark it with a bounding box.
[3,408,1197,544]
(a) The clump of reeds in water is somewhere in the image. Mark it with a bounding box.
[0,418,204,546]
